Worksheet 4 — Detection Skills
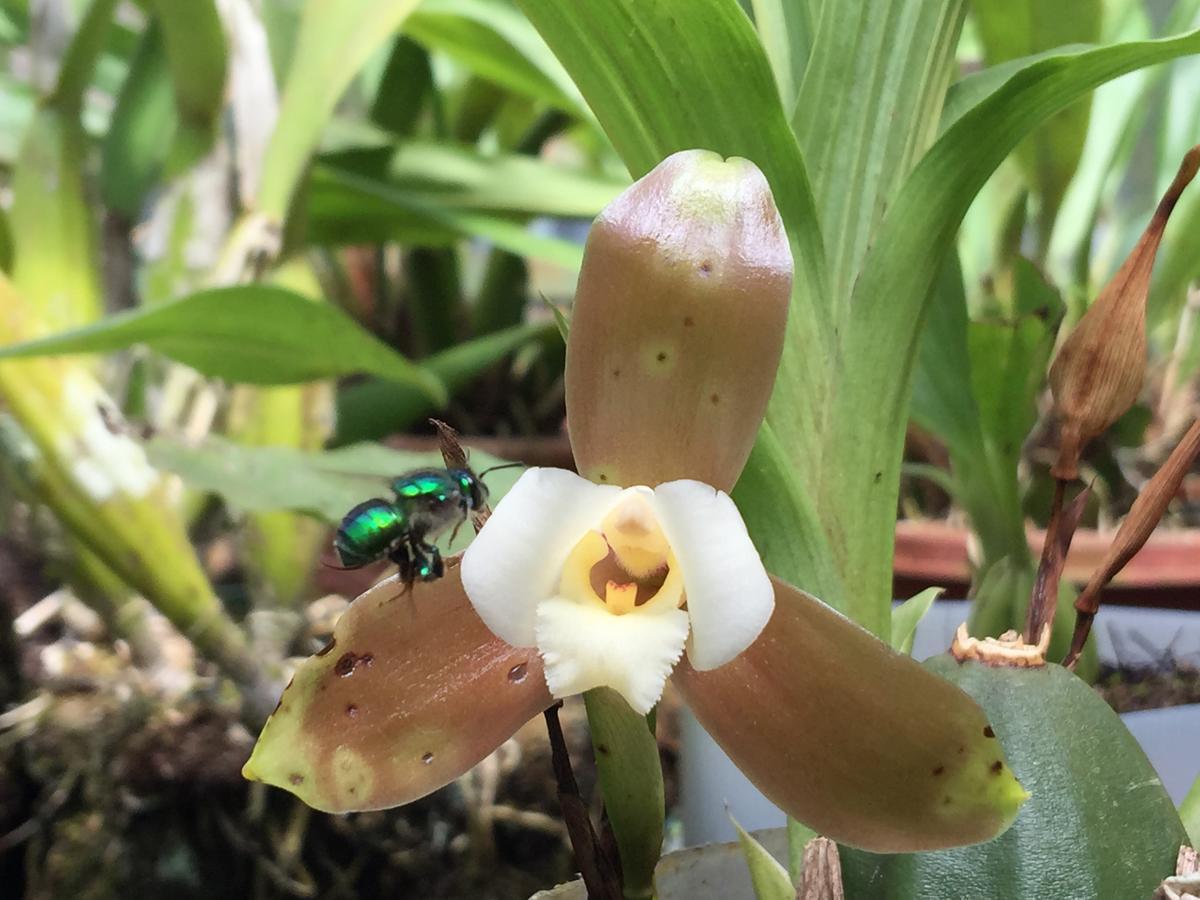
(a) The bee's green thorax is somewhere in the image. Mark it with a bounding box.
[392,470,456,502]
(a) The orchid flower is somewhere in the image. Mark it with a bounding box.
[244,151,1026,853]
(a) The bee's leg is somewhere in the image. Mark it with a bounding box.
[388,542,416,592]
[411,541,443,581]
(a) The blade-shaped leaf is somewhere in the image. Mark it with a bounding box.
[243,569,551,813]
[10,0,116,327]
[822,26,1200,633]
[147,0,226,170]
[1183,772,1200,846]
[891,587,942,655]
[306,165,586,269]
[674,578,1027,853]
[793,0,965,304]
[731,816,794,900]
[406,0,587,116]
[257,0,421,221]
[0,285,447,399]
[749,0,813,113]
[973,0,1102,242]
[100,21,175,215]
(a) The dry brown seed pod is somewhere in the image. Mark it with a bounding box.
[1049,144,1200,480]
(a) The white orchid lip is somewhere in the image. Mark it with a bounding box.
[459,468,774,714]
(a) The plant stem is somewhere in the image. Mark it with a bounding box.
[1023,479,1066,644]
[543,702,622,900]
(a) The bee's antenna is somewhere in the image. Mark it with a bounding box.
[477,461,527,479]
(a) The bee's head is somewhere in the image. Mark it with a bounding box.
[454,468,488,510]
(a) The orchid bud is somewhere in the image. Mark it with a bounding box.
[1049,145,1200,480]
[566,149,792,493]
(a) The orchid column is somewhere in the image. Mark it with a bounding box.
[244,151,1027,883]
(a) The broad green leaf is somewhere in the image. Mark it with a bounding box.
[749,0,813,112]
[306,165,586,269]
[890,587,941,655]
[258,0,421,221]
[100,21,175,215]
[584,688,664,900]
[334,322,555,445]
[823,25,1200,634]
[794,0,965,305]
[148,0,226,170]
[0,285,447,400]
[518,0,835,602]
[1183,771,1200,846]
[731,815,794,900]
[973,0,1102,245]
[406,0,586,116]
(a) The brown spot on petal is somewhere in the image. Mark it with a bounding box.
[984,725,995,739]
[710,393,720,405]
[345,704,359,718]
[507,663,528,683]
[289,773,304,786]
[990,761,1004,775]
[932,766,945,776]
[683,316,694,327]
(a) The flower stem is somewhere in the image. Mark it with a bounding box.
[543,701,622,900]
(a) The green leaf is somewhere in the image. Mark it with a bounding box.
[100,21,175,215]
[322,139,626,217]
[583,688,664,900]
[369,36,431,137]
[257,0,421,221]
[840,658,1187,898]
[0,285,447,400]
[50,0,119,111]
[730,815,794,900]
[973,0,1103,243]
[406,0,586,116]
[10,0,116,328]
[333,322,553,445]
[749,0,813,113]
[1183,771,1200,846]
[793,0,965,305]
[306,165,586,269]
[823,25,1200,636]
[147,0,227,170]
[891,587,942,655]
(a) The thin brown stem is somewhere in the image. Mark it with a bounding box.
[543,703,622,900]
[1066,418,1200,668]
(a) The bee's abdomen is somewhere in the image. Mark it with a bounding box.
[334,499,406,568]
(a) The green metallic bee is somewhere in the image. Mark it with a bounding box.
[333,466,507,586]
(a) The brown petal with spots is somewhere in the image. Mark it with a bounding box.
[566,150,792,492]
[242,567,550,812]
[674,578,1027,853]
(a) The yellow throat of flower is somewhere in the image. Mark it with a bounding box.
[558,494,683,617]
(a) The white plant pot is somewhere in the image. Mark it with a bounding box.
[680,601,1200,845]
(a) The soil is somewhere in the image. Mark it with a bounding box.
[1095,664,1200,713]
[0,539,682,900]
